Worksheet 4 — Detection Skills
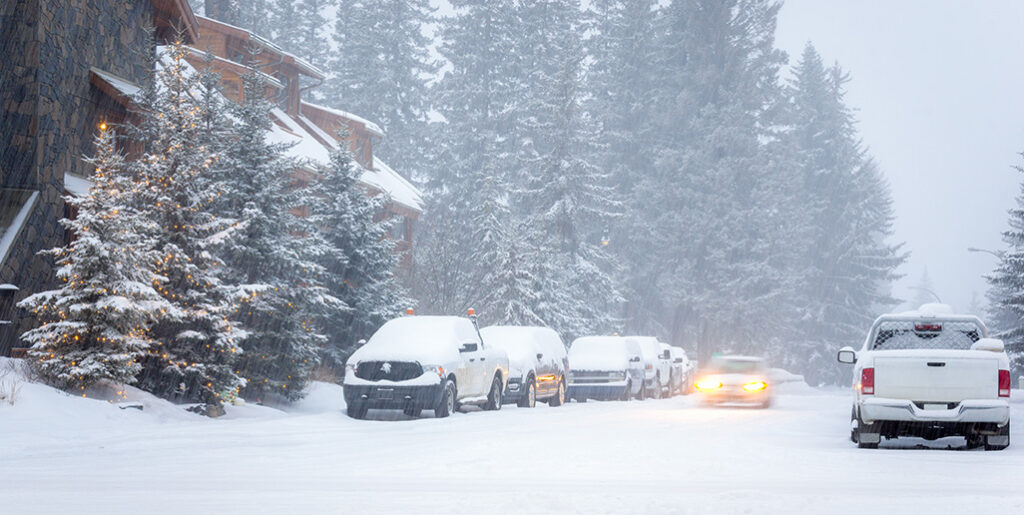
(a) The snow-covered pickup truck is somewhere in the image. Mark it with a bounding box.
[343,315,510,419]
[838,308,1011,450]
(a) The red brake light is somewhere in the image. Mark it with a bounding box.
[999,370,1011,397]
[914,324,942,332]
[861,368,875,395]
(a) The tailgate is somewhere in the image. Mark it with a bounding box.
[874,353,999,402]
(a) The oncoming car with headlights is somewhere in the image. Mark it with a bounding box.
[693,356,772,408]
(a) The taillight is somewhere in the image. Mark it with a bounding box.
[998,369,1011,397]
[861,368,875,395]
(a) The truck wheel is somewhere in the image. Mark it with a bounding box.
[548,380,566,407]
[652,377,663,399]
[518,379,537,408]
[402,406,422,418]
[984,422,1010,451]
[435,380,456,418]
[347,403,368,420]
[637,382,647,401]
[484,376,503,411]
[621,380,632,402]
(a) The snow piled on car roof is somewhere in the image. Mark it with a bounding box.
[350,316,478,364]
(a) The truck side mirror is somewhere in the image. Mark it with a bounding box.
[629,356,641,363]
[536,353,544,360]
[837,347,857,364]
[459,342,479,353]
[662,350,671,359]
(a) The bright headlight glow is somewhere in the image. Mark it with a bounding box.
[743,381,767,392]
[695,380,722,391]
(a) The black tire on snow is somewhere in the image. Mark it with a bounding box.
[548,380,566,407]
[637,382,647,401]
[621,381,632,402]
[435,380,456,418]
[855,411,880,449]
[518,379,537,408]
[484,376,503,411]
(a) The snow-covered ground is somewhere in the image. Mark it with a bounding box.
[2,362,1022,514]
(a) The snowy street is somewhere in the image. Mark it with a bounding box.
[3,378,1022,514]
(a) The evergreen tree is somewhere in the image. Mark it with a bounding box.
[310,144,408,371]
[520,32,624,339]
[784,43,905,384]
[215,70,343,400]
[130,42,245,406]
[987,197,1024,373]
[325,0,437,179]
[19,126,176,391]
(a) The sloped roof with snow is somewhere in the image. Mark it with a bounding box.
[300,101,385,138]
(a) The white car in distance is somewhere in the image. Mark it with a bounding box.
[838,305,1011,450]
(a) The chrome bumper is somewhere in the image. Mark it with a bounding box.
[859,397,1009,425]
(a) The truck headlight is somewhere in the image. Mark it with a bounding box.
[422,364,445,378]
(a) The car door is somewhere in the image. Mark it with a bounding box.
[455,340,486,398]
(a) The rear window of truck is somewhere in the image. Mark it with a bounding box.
[870,320,983,350]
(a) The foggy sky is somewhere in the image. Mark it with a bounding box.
[776,0,1024,315]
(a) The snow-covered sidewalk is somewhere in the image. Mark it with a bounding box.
[2,365,1022,514]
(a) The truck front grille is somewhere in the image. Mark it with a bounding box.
[355,361,422,382]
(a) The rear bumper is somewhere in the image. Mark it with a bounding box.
[859,397,1009,425]
[568,381,628,400]
[343,384,444,410]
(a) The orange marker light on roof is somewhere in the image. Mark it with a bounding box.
[467,308,475,316]
[406,308,414,316]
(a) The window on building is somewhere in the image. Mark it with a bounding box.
[389,215,408,241]
[0,188,40,267]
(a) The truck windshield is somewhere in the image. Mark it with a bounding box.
[870,320,983,350]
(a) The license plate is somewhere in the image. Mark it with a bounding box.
[375,388,394,400]
[922,403,947,411]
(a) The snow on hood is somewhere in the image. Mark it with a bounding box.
[569,337,631,372]
[349,316,479,365]
[481,326,540,379]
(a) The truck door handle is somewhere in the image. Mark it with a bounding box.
[480,357,486,361]
[927,362,946,367]
[469,358,476,362]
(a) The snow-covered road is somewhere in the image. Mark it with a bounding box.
[2,379,1022,514]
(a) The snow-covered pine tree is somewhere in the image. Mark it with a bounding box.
[325,0,437,180]
[520,31,624,339]
[266,0,336,71]
[414,0,521,315]
[309,143,408,372]
[629,0,800,360]
[987,184,1024,373]
[129,41,245,406]
[215,70,343,400]
[784,43,904,384]
[18,125,176,391]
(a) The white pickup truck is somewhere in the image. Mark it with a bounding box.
[838,308,1011,450]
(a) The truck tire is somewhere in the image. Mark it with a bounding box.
[636,382,647,401]
[651,377,663,399]
[548,380,566,407]
[484,376,503,411]
[347,403,368,420]
[435,380,456,418]
[984,422,1010,451]
[621,380,632,402]
[518,378,537,408]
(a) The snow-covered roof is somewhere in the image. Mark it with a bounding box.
[297,114,340,150]
[366,157,424,213]
[183,47,284,90]
[90,67,141,98]
[0,190,39,268]
[301,101,385,138]
[269,108,333,169]
[194,15,325,80]
[64,174,92,197]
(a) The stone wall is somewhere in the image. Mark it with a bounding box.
[0,0,156,354]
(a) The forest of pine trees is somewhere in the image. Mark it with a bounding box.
[30,0,908,391]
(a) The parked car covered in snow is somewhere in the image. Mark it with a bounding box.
[480,326,569,408]
[693,355,773,408]
[343,315,509,419]
[567,336,645,401]
[838,305,1011,450]
[667,345,692,396]
[627,336,673,398]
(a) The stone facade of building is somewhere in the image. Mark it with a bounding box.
[0,0,190,354]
